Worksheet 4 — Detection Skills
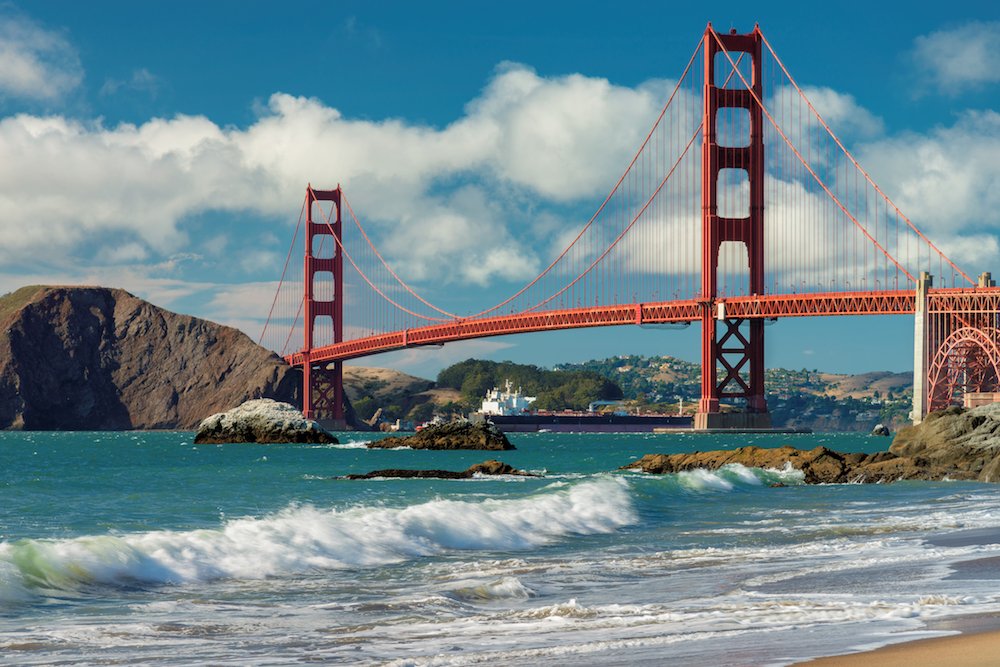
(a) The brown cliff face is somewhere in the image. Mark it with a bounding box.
[0,286,299,430]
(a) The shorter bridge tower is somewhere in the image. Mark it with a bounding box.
[302,186,346,428]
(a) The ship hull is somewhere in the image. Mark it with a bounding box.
[477,413,692,433]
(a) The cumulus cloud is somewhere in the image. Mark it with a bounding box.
[0,65,673,291]
[796,86,884,139]
[855,110,1000,274]
[912,21,1000,95]
[0,10,82,101]
[2,35,998,349]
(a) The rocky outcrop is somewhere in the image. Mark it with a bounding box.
[871,423,891,436]
[0,286,298,430]
[891,404,1000,482]
[622,445,969,484]
[367,420,515,450]
[342,459,534,480]
[194,399,336,444]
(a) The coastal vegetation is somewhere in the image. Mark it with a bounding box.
[347,355,914,432]
[435,359,622,411]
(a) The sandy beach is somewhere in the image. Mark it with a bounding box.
[800,627,1000,666]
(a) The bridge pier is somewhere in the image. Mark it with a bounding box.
[911,272,932,424]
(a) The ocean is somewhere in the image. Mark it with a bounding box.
[3,430,1000,666]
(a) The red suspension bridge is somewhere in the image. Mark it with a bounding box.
[260,24,1000,430]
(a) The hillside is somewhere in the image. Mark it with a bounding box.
[343,365,457,424]
[0,286,297,429]
[557,355,914,431]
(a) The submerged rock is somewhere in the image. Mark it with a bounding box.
[621,445,966,484]
[367,420,514,450]
[342,459,535,480]
[194,399,337,444]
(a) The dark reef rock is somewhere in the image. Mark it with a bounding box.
[622,444,969,484]
[0,285,298,430]
[626,404,1000,484]
[194,399,337,444]
[343,459,534,480]
[367,420,514,450]
[871,423,891,437]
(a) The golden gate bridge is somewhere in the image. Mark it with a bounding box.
[260,24,1000,430]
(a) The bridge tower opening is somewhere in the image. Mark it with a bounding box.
[695,25,771,430]
[302,185,346,428]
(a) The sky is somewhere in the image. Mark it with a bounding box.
[1,0,998,380]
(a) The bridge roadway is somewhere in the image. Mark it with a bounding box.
[285,287,1000,366]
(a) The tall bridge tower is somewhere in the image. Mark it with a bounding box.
[696,25,770,430]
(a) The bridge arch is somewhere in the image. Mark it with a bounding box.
[927,327,1000,412]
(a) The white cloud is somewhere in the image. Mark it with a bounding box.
[0,66,674,292]
[2,37,997,350]
[796,86,884,139]
[99,68,160,98]
[913,21,1000,95]
[0,11,81,101]
[857,111,1000,253]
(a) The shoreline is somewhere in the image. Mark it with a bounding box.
[796,614,1000,666]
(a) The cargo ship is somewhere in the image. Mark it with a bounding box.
[469,380,692,433]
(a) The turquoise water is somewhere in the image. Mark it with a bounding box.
[3,431,1000,665]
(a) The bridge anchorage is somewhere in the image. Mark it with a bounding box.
[263,23,1000,431]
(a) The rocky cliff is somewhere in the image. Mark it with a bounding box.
[0,286,298,430]
[890,403,1000,482]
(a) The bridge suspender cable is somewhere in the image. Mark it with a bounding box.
[757,31,974,287]
[339,193,460,320]
[520,124,703,313]
[309,195,454,323]
[710,27,917,285]
[454,33,707,321]
[258,197,306,349]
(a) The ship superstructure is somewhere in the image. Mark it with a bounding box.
[480,380,537,416]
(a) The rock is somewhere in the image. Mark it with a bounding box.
[621,445,963,484]
[342,459,535,480]
[367,420,514,450]
[0,286,299,430]
[891,403,1000,482]
[194,399,337,444]
[871,423,891,436]
[466,459,530,476]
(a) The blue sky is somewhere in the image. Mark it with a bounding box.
[1,1,998,379]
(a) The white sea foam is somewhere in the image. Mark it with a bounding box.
[329,440,370,449]
[0,478,636,598]
[448,576,536,602]
[655,462,805,493]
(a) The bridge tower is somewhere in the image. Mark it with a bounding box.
[695,25,771,430]
[302,185,346,428]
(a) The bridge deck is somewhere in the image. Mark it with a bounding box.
[287,287,1000,366]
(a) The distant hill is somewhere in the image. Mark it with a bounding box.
[0,286,297,429]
